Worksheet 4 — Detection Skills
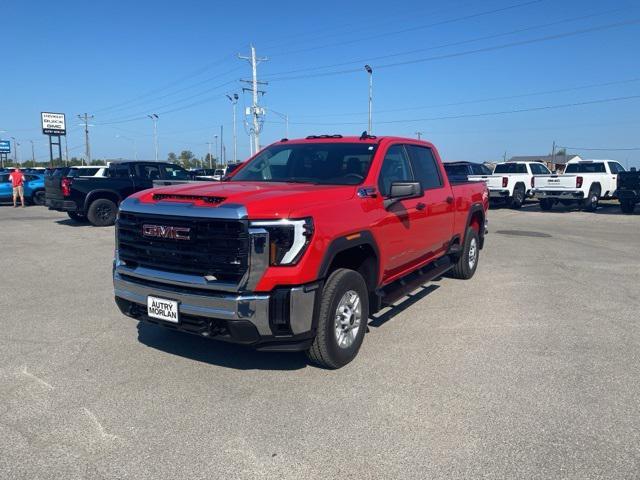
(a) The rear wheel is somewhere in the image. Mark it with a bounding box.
[31,190,46,206]
[306,269,369,369]
[509,184,525,209]
[539,198,554,211]
[87,198,117,226]
[582,186,600,212]
[67,211,88,222]
[620,200,635,214]
[449,226,479,280]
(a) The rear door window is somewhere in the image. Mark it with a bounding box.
[137,164,161,180]
[406,145,443,190]
[608,162,625,174]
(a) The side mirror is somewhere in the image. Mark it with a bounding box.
[384,181,423,209]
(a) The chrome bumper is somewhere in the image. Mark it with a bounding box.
[532,189,584,199]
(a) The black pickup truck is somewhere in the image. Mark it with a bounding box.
[46,161,193,226]
[617,168,640,214]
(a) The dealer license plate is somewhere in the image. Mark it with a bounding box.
[147,296,179,323]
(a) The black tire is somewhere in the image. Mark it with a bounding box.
[582,186,600,212]
[449,226,480,280]
[87,198,117,226]
[67,211,88,222]
[620,200,635,214]
[509,184,525,209]
[306,268,369,369]
[539,198,554,211]
[31,190,46,206]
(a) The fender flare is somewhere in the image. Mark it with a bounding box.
[465,203,486,248]
[83,189,122,212]
[317,230,381,285]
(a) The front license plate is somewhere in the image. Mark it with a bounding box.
[147,296,179,323]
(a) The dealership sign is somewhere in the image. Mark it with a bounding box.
[0,140,10,153]
[41,112,66,135]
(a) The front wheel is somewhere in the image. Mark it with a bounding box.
[87,198,117,226]
[449,226,480,280]
[306,269,369,369]
[620,200,635,214]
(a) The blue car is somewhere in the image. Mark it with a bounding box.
[0,173,46,205]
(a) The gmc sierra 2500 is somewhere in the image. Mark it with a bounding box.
[113,134,489,368]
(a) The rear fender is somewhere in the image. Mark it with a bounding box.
[83,189,122,212]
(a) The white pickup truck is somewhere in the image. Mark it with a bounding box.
[532,159,625,211]
[468,161,551,209]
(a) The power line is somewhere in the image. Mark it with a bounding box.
[261,8,628,80]
[278,94,640,126]
[558,146,640,151]
[270,0,546,57]
[266,19,640,82]
[293,76,640,118]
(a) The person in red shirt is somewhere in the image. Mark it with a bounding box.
[9,168,26,208]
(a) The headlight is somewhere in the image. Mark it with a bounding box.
[250,218,314,266]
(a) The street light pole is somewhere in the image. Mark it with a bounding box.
[148,114,159,161]
[30,140,35,164]
[270,109,289,138]
[10,137,19,164]
[213,134,218,167]
[365,65,373,134]
[226,93,239,163]
[415,131,424,140]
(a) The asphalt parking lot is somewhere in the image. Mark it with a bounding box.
[1,202,639,479]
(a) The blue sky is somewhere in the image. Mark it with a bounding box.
[2,0,639,166]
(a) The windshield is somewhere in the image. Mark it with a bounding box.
[494,163,527,174]
[231,142,377,185]
[565,162,606,173]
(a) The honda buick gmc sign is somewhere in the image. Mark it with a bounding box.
[41,112,66,135]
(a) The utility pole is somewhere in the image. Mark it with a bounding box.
[78,113,94,165]
[551,140,557,170]
[239,45,268,154]
[30,140,35,164]
[148,114,159,161]
[64,135,69,165]
[415,131,423,140]
[365,65,373,133]
[503,151,507,162]
[226,93,239,163]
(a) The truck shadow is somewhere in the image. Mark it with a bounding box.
[516,202,630,216]
[369,284,440,328]
[136,322,309,371]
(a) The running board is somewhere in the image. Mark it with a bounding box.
[375,256,452,307]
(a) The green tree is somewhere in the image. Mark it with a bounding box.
[167,152,177,163]
[178,150,196,168]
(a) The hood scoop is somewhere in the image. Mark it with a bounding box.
[152,193,226,204]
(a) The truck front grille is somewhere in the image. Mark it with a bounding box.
[117,211,249,283]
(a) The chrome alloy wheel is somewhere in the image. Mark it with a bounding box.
[468,237,478,270]
[334,290,362,349]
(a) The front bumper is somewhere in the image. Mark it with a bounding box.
[46,198,78,211]
[532,189,584,199]
[113,265,318,351]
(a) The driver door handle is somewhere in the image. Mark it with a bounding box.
[416,202,426,211]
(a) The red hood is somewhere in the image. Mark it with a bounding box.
[134,181,357,218]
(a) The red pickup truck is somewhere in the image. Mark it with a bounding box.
[114,134,488,368]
